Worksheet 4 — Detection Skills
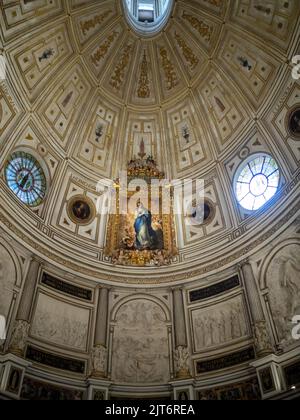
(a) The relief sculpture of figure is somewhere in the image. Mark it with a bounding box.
[218,314,227,344]
[277,255,300,315]
[230,309,242,339]
[195,317,205,348]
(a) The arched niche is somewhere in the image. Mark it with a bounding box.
[110,295,171,384]
[261,240,300,346]
[0,241,21,326]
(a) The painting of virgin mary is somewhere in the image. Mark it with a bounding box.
[134,200,159,250]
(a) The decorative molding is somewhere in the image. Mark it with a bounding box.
[0,193,299,284]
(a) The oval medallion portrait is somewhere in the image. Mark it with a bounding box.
[67,196,95,225]
[186,199,215,226]
[288,108,300,139]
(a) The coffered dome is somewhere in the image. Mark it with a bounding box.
[0,0,300,402]
[123,0,174,36]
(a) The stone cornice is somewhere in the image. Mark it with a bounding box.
[0,169,299,286]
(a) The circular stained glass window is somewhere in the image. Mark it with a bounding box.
[235,154,280,211]
[5,152,46,207]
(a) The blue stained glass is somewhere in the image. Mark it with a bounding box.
[235,154,280,211]
[5,152,46,207]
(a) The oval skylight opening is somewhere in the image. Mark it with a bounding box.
[235,154,280,211]
[123,0,174,36]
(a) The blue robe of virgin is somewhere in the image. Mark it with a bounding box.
[134,208,157,250]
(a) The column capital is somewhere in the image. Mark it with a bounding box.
[9,320,30,357]
[28,255,43,266]
[240,258,251,268]
[90,345,108,379]
[173,346,191,379]
[253,321,273,357]
[96,285,112,292]
[171,287,184,293]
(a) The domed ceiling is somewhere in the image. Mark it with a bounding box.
[0,0,299,284]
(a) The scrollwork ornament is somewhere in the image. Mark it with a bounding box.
[174,346,191,379]
[91,345,108,377]
[253,321,273,356]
